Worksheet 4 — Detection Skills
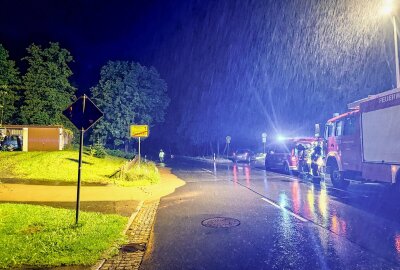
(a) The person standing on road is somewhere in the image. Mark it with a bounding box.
[159,149,165,162]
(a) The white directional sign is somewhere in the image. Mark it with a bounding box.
[262,133,267,143]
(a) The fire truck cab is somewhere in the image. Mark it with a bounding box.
[323,88,400,189]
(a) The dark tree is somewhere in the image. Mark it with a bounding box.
[20,42,75,125]
[0,44,21,125]
[91,61,170,150]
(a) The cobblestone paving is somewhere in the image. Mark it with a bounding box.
[99,200,160,270]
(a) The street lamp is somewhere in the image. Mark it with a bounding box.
[261,133,267,154]
[382,0,400,88]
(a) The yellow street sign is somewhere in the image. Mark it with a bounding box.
[130,125,149,138]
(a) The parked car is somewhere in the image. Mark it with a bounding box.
[264,137,320,174]
[233,149,255,163]
[1,135,21,151]
[254,152,267,162]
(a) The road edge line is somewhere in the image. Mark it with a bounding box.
[261,197,308,222]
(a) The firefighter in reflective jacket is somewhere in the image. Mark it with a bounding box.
[311,146,323,177]
[159,149,165,162]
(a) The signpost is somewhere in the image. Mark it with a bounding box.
[262,133,267,154]
[62,95,103,225]
[225,136,231,158]
[130,125,149,166]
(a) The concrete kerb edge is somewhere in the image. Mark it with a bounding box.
[93,200,145,270]
[123,201,145,234]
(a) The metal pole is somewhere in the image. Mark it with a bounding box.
[393,15,400,88]
[138,137,141,166]
[75,128,84,225]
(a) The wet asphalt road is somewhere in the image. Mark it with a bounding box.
[141,158,400,270]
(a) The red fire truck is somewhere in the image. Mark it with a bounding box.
[321,88,400,189]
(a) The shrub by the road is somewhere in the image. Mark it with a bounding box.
[116,161,160,186]
[0,203,127,269]
[89,143,107,158]
[106,149,135,160]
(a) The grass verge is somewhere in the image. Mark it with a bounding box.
[0,203,127,269]
[0,150,126,183]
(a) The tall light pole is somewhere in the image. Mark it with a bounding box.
[392,15,400,88]
[383,0,400,88]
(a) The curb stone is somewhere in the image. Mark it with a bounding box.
[97,200,160,270]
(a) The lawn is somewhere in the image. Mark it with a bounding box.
[0,203,127,269]
[0,150,126,183]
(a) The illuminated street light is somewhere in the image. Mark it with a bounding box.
[382,0,394,15]
[276,135,285,141]
[382,0,400,88]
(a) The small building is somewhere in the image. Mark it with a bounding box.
[0,125,70,151]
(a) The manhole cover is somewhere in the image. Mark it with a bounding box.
[120,243,146,253]
[201,217,240,228]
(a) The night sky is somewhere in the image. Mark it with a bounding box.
[1,0,397,155]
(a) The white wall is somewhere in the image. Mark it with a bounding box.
[362,105,400,163]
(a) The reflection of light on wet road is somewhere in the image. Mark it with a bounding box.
[395,234,400,255]
[318,183,329,226]
[213,162,217,176]
[306,187,315,219]
[232,165,238,186]
[331,213,347,236]
[332,215,338,233]
[263,170,268,192]
[313,183,330,255]
[245,166,250,188]
[279,193,288,208]
[279,192,292,238]
[291,181,301,214]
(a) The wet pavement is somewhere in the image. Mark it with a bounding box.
[141,157,400,269]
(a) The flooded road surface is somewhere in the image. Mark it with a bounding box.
[141,158,400,269]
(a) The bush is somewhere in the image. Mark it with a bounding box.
[93,143,107,158]
[89,142,107,158]
[121,161,160,186]
[105,149,135,160]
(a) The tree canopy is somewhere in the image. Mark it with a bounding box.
[20,42,75,125]
[0,44,21,125]
[91,61,170,149]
